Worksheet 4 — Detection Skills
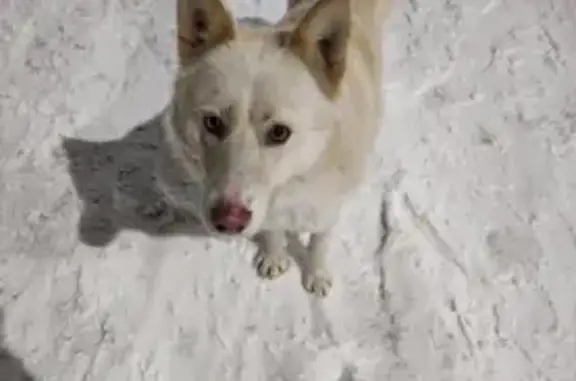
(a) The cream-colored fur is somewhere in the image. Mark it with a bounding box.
[163,0,390,297]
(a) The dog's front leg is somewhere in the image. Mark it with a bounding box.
[301,232,333,298]
[253,231,291,280]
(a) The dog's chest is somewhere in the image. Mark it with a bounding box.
[263,174,348,232]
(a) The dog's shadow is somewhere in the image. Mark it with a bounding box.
[62,111,209,247]
[0,310,37,381]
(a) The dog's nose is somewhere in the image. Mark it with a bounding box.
[209,198,252,234]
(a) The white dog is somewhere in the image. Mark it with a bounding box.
[162,0,390,297]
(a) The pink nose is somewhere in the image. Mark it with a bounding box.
[209,199,252,234]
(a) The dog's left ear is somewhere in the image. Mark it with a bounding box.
[177,0,235,66]
[281,0,351,98]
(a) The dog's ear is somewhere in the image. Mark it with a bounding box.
[177,0,235,66]
[287,0,305,8]
[280,0,351,98]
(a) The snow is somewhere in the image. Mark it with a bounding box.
[1,0,576,380]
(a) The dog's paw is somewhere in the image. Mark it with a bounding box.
[302,271,333,298]
[254,251,291,280]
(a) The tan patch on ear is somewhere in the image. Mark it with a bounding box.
[287,0,307,9]
[279,0,351,99]
[177,0,235,66]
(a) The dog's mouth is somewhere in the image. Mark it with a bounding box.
[200,184,271,237]
[210,202,253,235]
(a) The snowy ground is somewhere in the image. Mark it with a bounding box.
[1,0,576,380]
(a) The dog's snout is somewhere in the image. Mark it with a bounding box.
[209,198,252,234]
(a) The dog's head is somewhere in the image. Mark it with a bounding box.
[169,0,351,236]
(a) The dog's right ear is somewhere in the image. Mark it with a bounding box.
[279,0,351,99]
[177,0,235,66]
[287,0,305,8]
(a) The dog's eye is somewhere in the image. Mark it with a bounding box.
[202,113,227,139]
[266,123,292,146]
